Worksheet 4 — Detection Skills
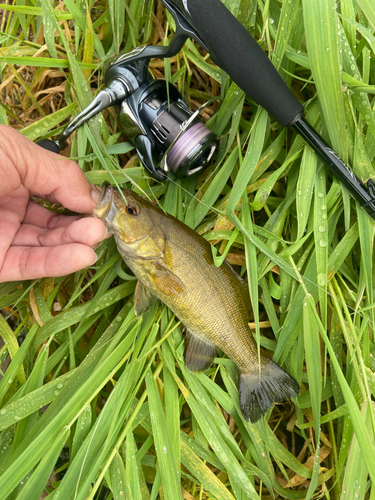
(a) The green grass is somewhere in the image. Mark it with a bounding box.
[1,0,375,498]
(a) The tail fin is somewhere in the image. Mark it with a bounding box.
[239,360,300,423]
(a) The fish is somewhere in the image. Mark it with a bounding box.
[93,182,300,422]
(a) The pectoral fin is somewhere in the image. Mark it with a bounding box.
[184,330,216,372]
[151,263,185,296]
[134,281,157,316]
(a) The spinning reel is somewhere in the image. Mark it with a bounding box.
[40,1,217,181]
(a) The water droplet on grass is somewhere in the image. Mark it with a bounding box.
[318,273,327,286]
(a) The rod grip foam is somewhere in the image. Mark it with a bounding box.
[186,0,303,126]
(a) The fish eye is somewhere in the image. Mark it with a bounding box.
[126,205,139,216]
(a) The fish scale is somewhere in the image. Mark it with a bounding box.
[94,182,300,422]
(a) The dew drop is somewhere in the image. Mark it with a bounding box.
[53,390,60,397]
[0,409,7,415]
[318,226,326,232]
[14,415,21,421]
[56,383,63,389]
[318,273,327,286]
[319,240,328,247]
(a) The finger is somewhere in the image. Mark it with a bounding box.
[0,190,26,273]
[0,244,98,282]
[12,217,107,247]
[23,200,82,229]
[0,125,99,213]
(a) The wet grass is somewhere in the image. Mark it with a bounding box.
[1,0,375,499]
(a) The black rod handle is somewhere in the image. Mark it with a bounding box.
[183,0,303,126]
[178,0,375,218]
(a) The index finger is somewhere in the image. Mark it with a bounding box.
[0,125,98,214]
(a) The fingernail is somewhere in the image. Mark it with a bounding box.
[91,187,101,204]
[91,252,99,265]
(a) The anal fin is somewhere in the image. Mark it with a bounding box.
[184,330,216,372]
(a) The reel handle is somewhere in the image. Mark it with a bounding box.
[180,0,303,127]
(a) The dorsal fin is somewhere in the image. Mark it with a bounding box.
[226,262,252,315]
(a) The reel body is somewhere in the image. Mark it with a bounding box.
[118,79,216,179]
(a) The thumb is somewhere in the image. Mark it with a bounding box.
[0,125,98,213]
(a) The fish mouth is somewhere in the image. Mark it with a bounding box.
[93,182,114,219]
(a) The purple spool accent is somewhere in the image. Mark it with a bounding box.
[167,122,212,173]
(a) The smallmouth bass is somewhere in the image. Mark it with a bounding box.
[94,182,299,422]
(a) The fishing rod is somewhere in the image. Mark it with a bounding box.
[160,0,375,218]
[39,0,375,219]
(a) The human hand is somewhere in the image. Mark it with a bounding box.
[0,125,107,282]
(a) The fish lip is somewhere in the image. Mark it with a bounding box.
[97,181,112,206]
[93,182,114,220]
